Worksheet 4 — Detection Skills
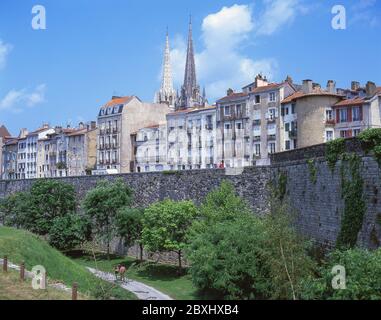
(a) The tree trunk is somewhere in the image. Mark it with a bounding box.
[139,243,144,262]
[178,250,182,270]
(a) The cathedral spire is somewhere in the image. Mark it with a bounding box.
[155,29,176,107]
[183,16,197,100]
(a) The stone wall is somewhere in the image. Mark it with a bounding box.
[1,141,381,252]
[0,167,271,213]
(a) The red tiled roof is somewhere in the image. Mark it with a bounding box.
[281,89,342,104]
[216,92,248,103]
[104,96,134,107]
[334,97,366,107]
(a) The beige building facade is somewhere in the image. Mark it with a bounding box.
[97,96,171,173]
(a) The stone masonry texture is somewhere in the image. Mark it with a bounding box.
[1,139,380,251]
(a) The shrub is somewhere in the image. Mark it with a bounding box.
[326,138,345,171]
[186,215,271,300]
[301,248,381,300]
[358,128,381,154]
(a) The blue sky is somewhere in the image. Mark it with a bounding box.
[0,0,380,135]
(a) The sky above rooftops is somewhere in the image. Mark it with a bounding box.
[0,0,380,135]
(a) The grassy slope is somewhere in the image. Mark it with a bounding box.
[0,270,86,300]
[0,227,137,300]
[72,251,212,300]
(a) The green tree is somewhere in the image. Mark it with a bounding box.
[186,214,271,299]
[116,207,145,261]
[142,199,197,269]
[27,179,77,235]
[262,199,316,300]
[302,248,381,300]
[83,178,133,258]
[191,180,250,235]
[48,213,91,251]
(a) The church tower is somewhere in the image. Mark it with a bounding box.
[175,17,206,110]
[155,29,177,108]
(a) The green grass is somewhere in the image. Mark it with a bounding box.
[0,269,87,300]
[0,227,137,300]
[70,250,213,300]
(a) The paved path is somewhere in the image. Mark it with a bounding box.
[86,267,173,300]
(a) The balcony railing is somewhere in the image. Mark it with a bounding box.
[325,119,336,126]
[267,134,276,141]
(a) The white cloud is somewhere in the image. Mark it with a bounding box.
[256,0,308,36]
[350,0,379,27]
[0,40,12,69]
[170,4,279,102]
[0,84,47,112]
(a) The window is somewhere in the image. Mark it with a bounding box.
[236,104,242,115]
[236,122,243,130]
[269,92,276,102]
[254,144,261,156]
[285,123,290,132]
[268,108,277,120]
[326,109,333,120]
[339,109,348,123]
[269,143,276,154]
[224,123,231,130]
[224,106,231,116]
[326,130,334,142]
[352,107,361,121]
[285,140,291,150]
[353,128,361,137]
[340,130,352,138]
[255,95,261,104]
[291,104,296,114]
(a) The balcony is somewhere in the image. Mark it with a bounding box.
[253,136,261,142]
[267,134,276,141]
[253,119,261,126]
[325,119,336,126]
[267,117,276,123]
[112,127,118,133]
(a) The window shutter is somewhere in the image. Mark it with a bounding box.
[348,107,352,122]
[336,109,340,124]
[359,105,363,121]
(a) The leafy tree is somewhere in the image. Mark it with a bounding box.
[301,248,381,300]
[48,213,91,251]
[186,214,271,299]
[191,180,250,235]
[142,199,197,269]
[1,192,34,230]
[83,178,133,258]
[116,207,145,261]
[27,179,76,235]
[262,199,316,300]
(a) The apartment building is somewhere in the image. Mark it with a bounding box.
[0,125,11,179]
[97,95,170,173]
[166,105,217,170]
[333,82,381,138]
[66,122,97,176]
[1,138,18,180]
[216,75,296,167]
[133,124,168,172]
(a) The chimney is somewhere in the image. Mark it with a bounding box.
[366,81,377,97]
[227,88,234,96]
[18,128,28,139]
[42,123,49,129]
[351,81,360,91]
[78,122,85,129]
[327,80,336,94]
[313,83,321,90]
[90,121,97,130]
[112,96,122,100]
[302,80,313,94]
[254,74,269,88]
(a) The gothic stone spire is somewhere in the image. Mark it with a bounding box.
[155,29,176,107]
